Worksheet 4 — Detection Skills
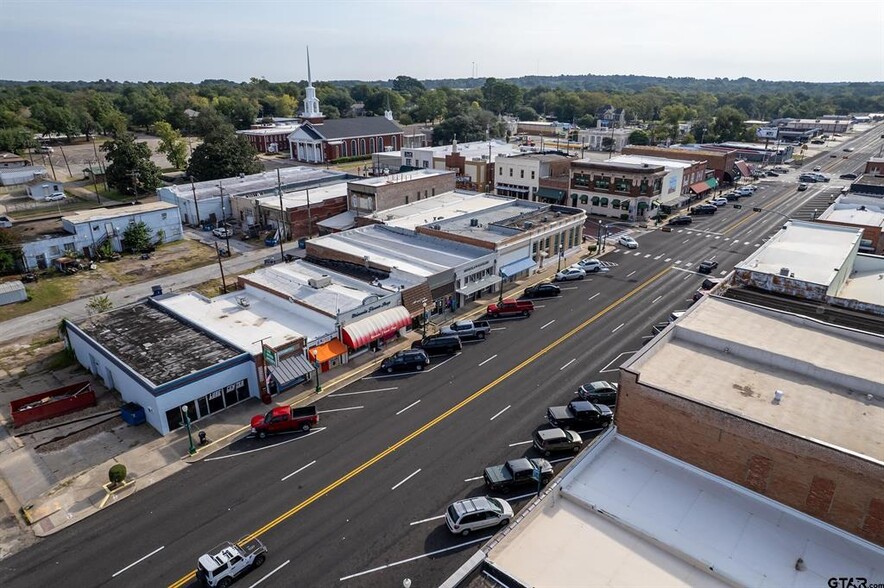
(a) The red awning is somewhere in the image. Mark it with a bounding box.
[342,306,411,349]
[689,181,712,195]
[309,339,348,363]
[735,160,752,178]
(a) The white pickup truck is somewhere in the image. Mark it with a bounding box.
[197,539,266,587]
[440,319,492,340]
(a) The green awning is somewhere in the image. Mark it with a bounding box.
[600,197,609,206]
[591,196,600,205]
[536,187,566,203]
[611,199,621,207]
[637,201,649,210]
[705,178,719,189]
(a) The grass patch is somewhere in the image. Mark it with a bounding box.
[43,348,76,371]
[0,276,75,322]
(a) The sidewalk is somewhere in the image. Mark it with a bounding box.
[0,236,636,546]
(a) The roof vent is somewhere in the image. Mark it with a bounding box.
[523,221,534,229]
[470,218,479,227]
[236,296,250,308]
[308,275,332,289]
[779,267,791,277]
[432,224,441,230]
[773,390,784,404]
[541,216,549,222]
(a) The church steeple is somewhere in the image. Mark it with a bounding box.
[301,46,324,123]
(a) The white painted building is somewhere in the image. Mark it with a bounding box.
[495,153,572,201]
[576,127,634,152]
[21,202,183,270]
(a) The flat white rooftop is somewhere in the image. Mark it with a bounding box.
[627,296,884,462]
[736,220,862,287]
[156,290,336,352]
[839,254,884,306]
[348,168,453,187]
[485,432,884,587]
[818,206,884,228]
[362,191,512,230]
[63,201,177,224]
[161,167,347,201]
[237,125,299,135]
[257,181,348,211]
[416,140,520,161]
[609,154,700,169]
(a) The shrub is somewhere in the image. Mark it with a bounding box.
[108,464,127,485]
[587,245,597,253]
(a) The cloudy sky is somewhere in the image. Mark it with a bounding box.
[3,0,882,83]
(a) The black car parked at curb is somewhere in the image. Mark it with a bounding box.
[411,335,462,356]
[380,349,430,373]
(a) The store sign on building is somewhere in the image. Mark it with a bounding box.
[339,296,396,323]
[459,258,495,276]
[263,347,277,366]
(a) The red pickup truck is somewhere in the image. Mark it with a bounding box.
[251,405,318,439]
[487,298,534,318]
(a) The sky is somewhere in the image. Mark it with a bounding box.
[2,0,883,84]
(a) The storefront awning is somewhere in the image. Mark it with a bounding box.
[536,187,566,203]
[735,161,751,178]
[269,354,314,389]
[342,306,411,349]
[499,257,536,278]
[309,339,348,363]
[456,274,502,296]
[705,177,719,189]
[689,181,713,195]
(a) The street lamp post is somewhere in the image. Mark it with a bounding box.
[313,360,322,394]
[181,405,196,455]
[498,270,505,303]
[557,246,565,272]
[422,303,428,338]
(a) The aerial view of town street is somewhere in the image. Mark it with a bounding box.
[0,1,882,587]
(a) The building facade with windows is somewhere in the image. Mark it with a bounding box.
[287,117,404,164]
[576,127,633,152]
[607,154,709,210]
[569,159,667,220]
[346,169,457,216]
[494,153,572,202]
[237,124,300,153]
[401,140,521,192]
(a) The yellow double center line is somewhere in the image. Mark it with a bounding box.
[168,265,671,588]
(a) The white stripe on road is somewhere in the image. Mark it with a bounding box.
[577,427,607,436]
[559,358,576,371]
[410,514,447,526]
[651,295,662,304]
[675,260,681,264]
[463,476,484,483]
[318,406,364,414]
[611,323,624,333]
[587,293,599,301]
[391,468,422,491]
[682,239,690,244]
[330,387,397,397]
[664,258,672,262]
[550,457,575,464]
[490,327,507,331]
[395,400,421,416]
[509,440,533,447]
[540,319,556,329]
[112,546,165,578]
[625,270,636,277]
[560,286,579,290]
[644,254,651,258]
[490,405,511,421]
[533,305,546,308]
[478,354,498,366]
[248,560,290,588]
[340,536,490,581]
[634,251,642,256]
[205,428,326,461]
[281,460,316,482]
[654,254,663,260]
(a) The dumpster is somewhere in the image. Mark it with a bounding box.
[120,402,146,426]
[298,237,307,249]
[10,382,96,427]
[151,284,163,296]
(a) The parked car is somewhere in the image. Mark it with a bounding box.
[711,198,728,207]
[572,258,603,272]
[840,173,857,180]
[523,282,561,298]
[483,458,553,492]
[411,335,462,356]
[0,215,13,228]
[380,349,430,373]
[669,215,694,225]
[250,405,318,439]
[45,193,66,202]
[812,166,822,172]
[440,319,492,340]
[577,381,618,406]
[35,145,53,154]
[701,277,721,290]
[690,205,716,216]
[446,496,513,536]
[487,298,534,318]
[725,192,742,201]
[766,171,779,177]
[533,428,583,456]
[698,260,719,274]
[197,539,267,588]
[547,399,613,429]
[213,227,233,238]
[554,267,586,281]
[618,235,638,249]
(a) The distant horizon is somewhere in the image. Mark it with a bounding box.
[2,0,882,83]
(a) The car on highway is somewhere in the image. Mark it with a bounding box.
[698,260,719,274]
[812,173,830,182]
[533,428,583,456]
[618,235,638,249]
[555,267,586,281]
[446,496,513,536]
[799,174,818,183]
[577,381,618,406]
[813,166,822,172]
[45,193,66,201]
[840,173,857,180]
[380,349,429,373]
[572,257,603,272]
[844,147,855,152]
[669,215,693,225]
[197,539,267,588]
[711,198,728,207]
[213,226,233,238]
[797,183,808,191]
[523,282,561,298]
[411,335,462,356]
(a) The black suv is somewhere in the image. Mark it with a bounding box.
[690,205,716,216]
[523,283,561,298]
[668,215,693,225]
[411,335,462,356]
[577,381,618,406]
[380,349,430,373]
[698,260,719,274]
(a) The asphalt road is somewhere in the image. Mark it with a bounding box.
[2,126,881,588]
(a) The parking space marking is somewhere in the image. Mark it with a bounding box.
[339,536,490,582]
[463,476,484,483]
[540,319,556,330]
[409,514,446,526]
[611,323,625,333]
[318,406,364,414]
[533,305,546,308]
[560,286,579,290]
[490,405,512,421]
[248,560,290,588]
[588,293,599,301]
[577,427,607,436]
[490,327,507,331]
[651,295,662,304]
[281,460,317,482]
[395,400,421,416]
[205,428,327,462]
[559,358,576,371]
[391,468,421,491]
[330,387,397,397]
[509,439,533,447]
[626,270,636,277]
[478,354,498,367]
[600,350,638,373]
[112,546,165,578]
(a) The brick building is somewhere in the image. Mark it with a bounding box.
[288,117,404,164]
[495,152,572,202]
[230,182,349,241]
[623,145,740,183]
[816,195,884,254]
[864,158,884,176]
[237,124,300,153]
[346,168,456,217]
[569,159,667,221]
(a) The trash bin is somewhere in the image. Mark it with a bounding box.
[151,285,163,296]
[120,402,146,426]
[298,237,308,249]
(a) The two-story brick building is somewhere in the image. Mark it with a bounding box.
[623,145,740,183]
[569,159,667,221]
[495,153,572,202]
[346,169,456,217]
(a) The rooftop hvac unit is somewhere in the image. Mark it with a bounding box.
[308,275,332,289]
[779,267,791,277]
[523,221,534,229]
[470,218,479,227]
[236,296,250,308]
[541,216,549,222]
[432,224,441,230]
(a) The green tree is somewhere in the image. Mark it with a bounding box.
[0,227,23,274]
[391,75,426,98]
[122,86,171,130]
[100,134,162,195]
[153,121,188,169]
[187,128,263,181]
[628,129,650,145]
[710,106,748,142]
[0,127,35,153]
[121,221,153,253]
[482,78,522,115]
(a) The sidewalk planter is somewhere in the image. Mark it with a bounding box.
[120,403,146,426]
[10,381,96,427]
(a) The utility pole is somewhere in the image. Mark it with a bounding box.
[91,137,108,190]
[190,178,201,227]
[214,242,228,293]
[130,170,139,198]
[91,162,102,204]
[306,187,313,238]
[277,168,286,263]
[59,145,73,178]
